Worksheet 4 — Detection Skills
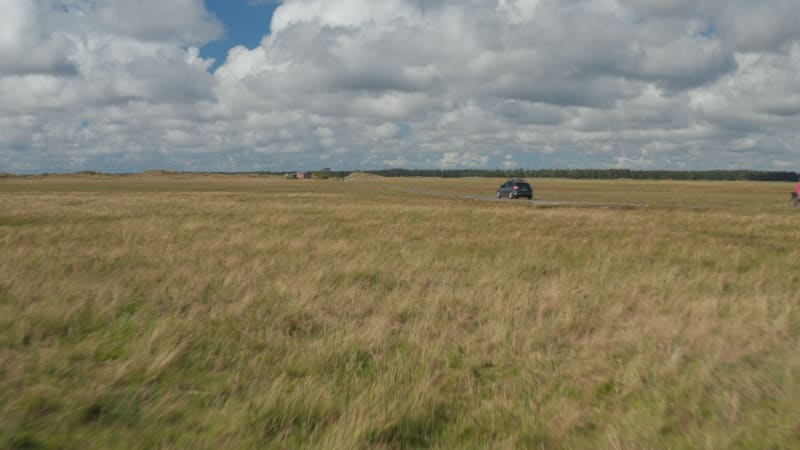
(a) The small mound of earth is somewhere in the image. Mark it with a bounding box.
[70,171,102,177]
[139,170,180,176]
[345,172,384,181]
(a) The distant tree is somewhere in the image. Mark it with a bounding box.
[360,168,798,182]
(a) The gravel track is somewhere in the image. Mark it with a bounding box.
[394,186,651,209]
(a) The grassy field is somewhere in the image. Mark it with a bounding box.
[1,173,799,449]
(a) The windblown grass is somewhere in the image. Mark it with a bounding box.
[1,174,799,449]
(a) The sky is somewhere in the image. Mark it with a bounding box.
[1,0,800,174]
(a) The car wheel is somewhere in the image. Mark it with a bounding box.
[508,192,514,199]
[496,191,501,199]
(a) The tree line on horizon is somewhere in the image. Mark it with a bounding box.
[15,168,796,182]
[348,168,799,182]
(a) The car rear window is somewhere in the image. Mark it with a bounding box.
[516,183,531,188]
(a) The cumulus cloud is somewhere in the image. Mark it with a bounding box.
[0,1,75,76]
[1,0,799,173]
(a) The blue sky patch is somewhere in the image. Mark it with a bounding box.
[201,0,281,71]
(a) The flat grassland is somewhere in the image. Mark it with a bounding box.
[1,174,799,449]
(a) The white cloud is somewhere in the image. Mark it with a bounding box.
[1,0,799,173]
[440,152,490,168]
[271,0,421,32]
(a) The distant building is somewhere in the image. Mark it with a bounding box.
[296,172,312,179]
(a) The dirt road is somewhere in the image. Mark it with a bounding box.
[395,187,650,209]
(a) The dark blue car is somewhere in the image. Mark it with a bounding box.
[496,179,533,199]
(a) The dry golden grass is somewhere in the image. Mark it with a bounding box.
[1,175,799,449]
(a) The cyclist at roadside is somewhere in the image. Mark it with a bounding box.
[793,178,800,206]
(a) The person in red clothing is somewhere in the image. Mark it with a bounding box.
[796,179,800,194]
